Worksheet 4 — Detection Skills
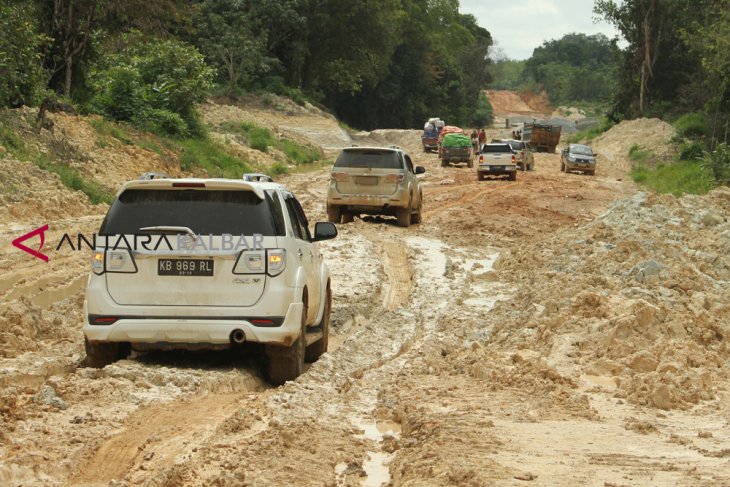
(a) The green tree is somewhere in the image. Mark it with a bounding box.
[0,2,48,107]
[89,33,213,135]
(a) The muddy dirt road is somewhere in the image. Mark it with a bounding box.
[2,124,730,486]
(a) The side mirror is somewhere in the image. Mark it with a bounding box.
[415,166,426,175]
[312,222,338,242]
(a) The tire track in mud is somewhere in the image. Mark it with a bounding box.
[70,394,245,485]
[381,241,414,311]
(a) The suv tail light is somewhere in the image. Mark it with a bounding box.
[479,155,484,163]
[267,249,286,276]
[511,155,516,163]
[385,174,404,183]
[91,249,138,274]
[233,249,286,276]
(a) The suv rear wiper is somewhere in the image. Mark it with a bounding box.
[138,226,198,239]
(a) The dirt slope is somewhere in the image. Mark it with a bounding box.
[1,106,728,487]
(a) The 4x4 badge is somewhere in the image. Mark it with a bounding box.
[12,224,49,262]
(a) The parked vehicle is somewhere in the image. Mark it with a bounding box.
[477,143,517,181]
[521,122,561,153]
[561,144,597,175]
[440,132,473,167]
[491,138,534,171]
[83,174,338,385]
[327,146,425,227]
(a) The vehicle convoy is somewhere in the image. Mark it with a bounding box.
[83,174,338,385]
[327,146,425,227]
[440,132,473,167]
[477,143,517,181]
[492,138,534,171]
[561,143,597,175]
[422,118,443,152]
[521,122,562,153]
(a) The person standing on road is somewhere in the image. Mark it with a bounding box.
[470,129,479,152]
[478,129,486,150]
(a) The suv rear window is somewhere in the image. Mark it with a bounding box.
[481,144,512,153]
[334,150,402,169]
[100,189,284,236]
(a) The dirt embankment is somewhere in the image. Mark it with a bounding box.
[592,117,677,178]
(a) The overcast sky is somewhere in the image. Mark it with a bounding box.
[460,0,622,60]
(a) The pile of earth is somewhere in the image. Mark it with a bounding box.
[592,118,677,178]
[491,187,730,410]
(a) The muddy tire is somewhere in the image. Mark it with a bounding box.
[341,211,354,224]
[305,286,330,362]
[396,200,412,227]
[467,158,473,168]
[560,162,565,172]
[411,196,423,224]
[477,172,485,181]
[266,305,306,385]
[509,171,517,181]
[83,338,130,368]
[440,158,448,167]
[327,205,342,223]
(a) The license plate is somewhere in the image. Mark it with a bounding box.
[355,176,378,185]
[158,259,214,276]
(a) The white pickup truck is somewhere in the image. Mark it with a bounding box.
[477,143,517,181]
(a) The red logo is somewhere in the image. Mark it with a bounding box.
[12,224,49,262]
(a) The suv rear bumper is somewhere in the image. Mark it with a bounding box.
[327,187,409,209]
[84,279,304,348]
[84,301,303,347]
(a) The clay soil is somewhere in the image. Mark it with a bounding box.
[1,105,729,487]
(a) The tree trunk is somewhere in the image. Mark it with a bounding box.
[64,56,73,97]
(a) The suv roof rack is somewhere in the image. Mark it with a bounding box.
[140,172,170,180]
[389,145,401,150]
[242,173,274,182]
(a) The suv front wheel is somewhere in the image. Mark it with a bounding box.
[266,304,307,385]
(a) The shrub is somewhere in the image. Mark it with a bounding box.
[134,109,190,138]
[679,141,704,161]
[702,143,730,183]
[89,33,213,136]
[674,112,708,139]
[269,162,289,176]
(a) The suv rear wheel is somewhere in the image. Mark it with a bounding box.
[327,204,342,223]
[305,285,330,362]
[266,304,306,385]
[83,338,130,368]
[411,196,423,224]
[396,200,412,227]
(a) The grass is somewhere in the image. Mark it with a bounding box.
[220,121,322,165]
[35,155,113,204]
[631,160,716,197]
[178,137,252,178]
[629,144,653,164]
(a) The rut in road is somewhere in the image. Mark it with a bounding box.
[381,241,414,311]
[71,394,244,485]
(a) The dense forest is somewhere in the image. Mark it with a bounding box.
[0,0,493,131]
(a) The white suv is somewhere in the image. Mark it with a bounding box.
[83,175,337,385]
